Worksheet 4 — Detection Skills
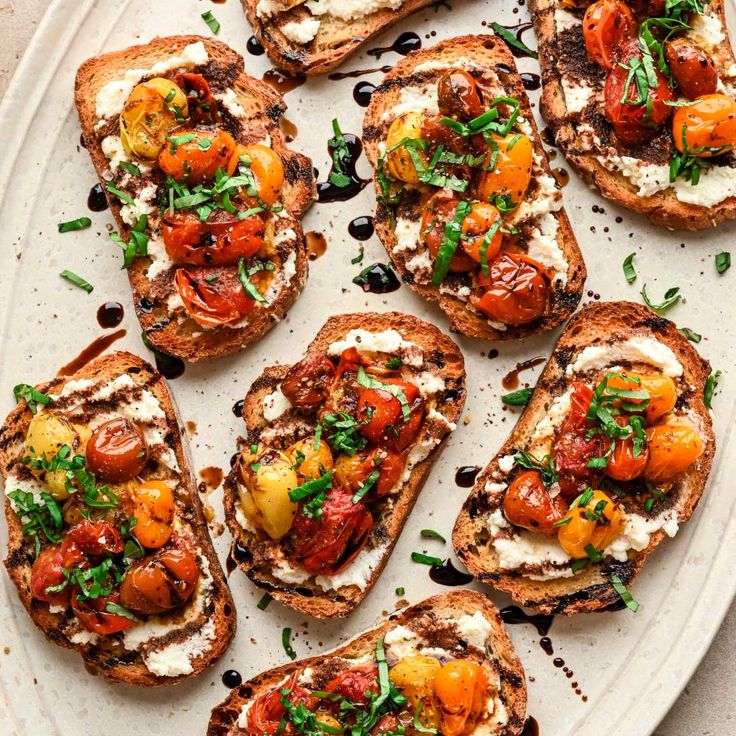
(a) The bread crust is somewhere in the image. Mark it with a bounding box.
[1,351,236,684]
[241,0,438,75]
[223,312,466,618]
[453,301,716,615]
[362,34,586,342]
[207,590,527,736]
[75,35,316,362]
[532,0,736,230]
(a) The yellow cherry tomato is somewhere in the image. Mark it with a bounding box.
[389,655,441,730]
[433,659,488,736]
[673,93,736,156]
[25,412,82,499]
[287,436,334,481]
[131,480,175,549]
[603,371,678,424]
[460,202,503,265]
[644,424,704,483]
[228,144,286,206]
[557,490,625,559]
[385,112,426,184]
[475,132,533,204]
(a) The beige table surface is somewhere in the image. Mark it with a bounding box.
[1,0,734,733]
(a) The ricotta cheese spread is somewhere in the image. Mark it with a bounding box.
[314,544,387,591]
[383,85,439,122]
[281,17,321,44]
[456,611,492,650]
[525,213,568,285]
[262,386,293,421]
[383,625,421,659]
[327,328,423,366]
[688,9,725,52]
[216,88,246,118]
[567,336,683,377]
[304,0,403,21]
[119,183,159,226]
[393,217,422,253]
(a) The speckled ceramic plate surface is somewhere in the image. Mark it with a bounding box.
[1,1,735,734]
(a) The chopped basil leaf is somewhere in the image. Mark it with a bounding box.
[640,284,681,314]
[288,472,333,519]
[385,357,403,370]
[110,214,149,269]
[13,384,52,415]
[678,327,701,343]
[716,251,731,274]
[105,601,138,621]
[420,529,446,543]
[502,388,532,406]
[6,489,62,554]
[237,257,267,304]
[119,161,141,177]
[357,366,411,422]
[432,200,472,285]
[622,252,637,284]
[411,551,443,567]
[704,369,721,409]
[513,448,557,487]
[106,182,135,205]
[351,248,365,265]
[395,586,405,596]
[610,573,640,612]
[59,270,93,294]
[58,217,92,233]
[328,119,352,188]
[490,21,538,59]
[352,467,381,504]
[201,10,221,33]
[257,593,272,611]
[282,627,297,660]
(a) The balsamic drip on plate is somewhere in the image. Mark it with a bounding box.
[455,466,481,487]
[499,605,554,636]
[428,559,474,586]
[348,216,374,241]
[247,36,265,55]
[502,357,545,390]
[352,263,401,293]
[330,66,392,81]
[87,182,108,212]
[317,133,369,203]
[520,72,541,91]
[232,399,244,417]
[521,717,540,736]
[367,31,421,59]
[306,231,327,260]
[96,301,124,329]
[57,330,127,376]
[262,68,306,95]
[222,670,242,688]
[353,81,378,107]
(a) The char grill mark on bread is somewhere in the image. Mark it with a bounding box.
[532,0,736,230]
[223,312,466,618]
[207,590,527,736]
[75,35,316,362]
[1,352,236,684]
[362,34,586,342]
[452,302,716,615]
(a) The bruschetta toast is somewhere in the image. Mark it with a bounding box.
[533,0,736,230]
[1,352,235,684]
[76,35,315,362]
[362,35,586,342]
[223,312,465,618]
[241,0,438,75]
[207,590,527,736]
[453,301,716,615]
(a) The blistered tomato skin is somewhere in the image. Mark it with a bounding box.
[475,133,534,204]
[385,112,426,183]
[644,424,704,483]
[158,129,238,184]
[665,39,718,101]
[228,144,285,206]
[281,354,337,408]
[131,480,176,549]
[437,70,485,121]
[460,203,503,265]
[604,371,677,424]
[85,417,147,483]
[420,190,476,273]
[582,0,636,70]
[604,415,649,482]
[557,490,625,559]
[72,591,137,635]
[357,379,422,447]
[672,94,736,156]
[503,470,567,535]
[434,659,488,736]
[30,544,70,605]
[175,266,255,327]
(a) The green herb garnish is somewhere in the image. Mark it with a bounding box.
[59,270,93,294]
[58,217,92,233]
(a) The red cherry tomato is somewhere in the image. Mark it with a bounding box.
[85,417,147,483]
[358,379,422,447]
[605,415,649,481]
[30,544,70,605]
[163,213,264,266]
[583,0,636,70]
[281,354,337,408]
[326,664,379,705]
[64,519,124,557]
[72,590,137,635]
[471,252,550,326]
[174,266,254,327]
[246,675,317,736]
[335,447,407,498]
[665,38,719,100]
[289,485,373,575]
[173,72,216,123]
[502,470,567,535]
[420,190,476,273]
[604,40,675,146]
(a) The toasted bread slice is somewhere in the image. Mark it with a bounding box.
[223,312,465,618]
[1,352,235,684]
[453,302,716,615]
[75,35,316,362]
[533,0,736,230]
[207,590,527,736]
[241,0,438,75]
[362,35,586,342]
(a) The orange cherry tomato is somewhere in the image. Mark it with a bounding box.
[174,266,255,327]
[475,133,534,205]
[357,379,423,448]
[163,212,264,266]
[644,424,704,483]
[557,490,625,559]
[420,190,476,273]
[605,415,649,482]
[227,144,285,206]
[131,480,175,550]
[460,202,503,265]
[120,545,199,615]
[503,470,567,535]
[471,252,550,326]
[665,39,718,100]
[583,0,636,70]
[603,371,677,424]
[334,447,406,497]
[72,590,137,635]
[158,128,238,184]
[672,94,736,156]
[85,417,147,483]
[434,659,488,736]
[437,70,485,121]
[63,519,124,557]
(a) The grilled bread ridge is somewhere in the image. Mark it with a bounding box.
[207,590,527,736]
[362,34,586,342]
[75,35,316,362]
[532,0,736,230]
[1,352,236,684]
[453,302,716,615]
[223,312,466,618]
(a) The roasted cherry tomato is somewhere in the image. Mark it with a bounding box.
[372,715,403,736]
[289,485,373,575]
[173,72,216,124]
[604,415,649,482]
[175,266,254,327]
[460,202,503,265]
[30,544,70,605]
[334,447,406,497]
[246,675,317,736]
[420,190,476,273]
[582,0,636,70]
[326,664,379,705]
[437,70,485,121]
[557,489,625,559]
[385,112,427,184]
[503,470,567,535]
[163,212,264,266]
[158,128,238,184]
[644,424,704,483]
[120,545,199,615]
[604,40,675,145]
[227,144,285,206]
[281,354,337,408]
[389,655,441,729]
[475,133,534,205]
[471,252,550,326]
[664,39,718,100]
[672,93,736,156]
[358,378,422,448]
[130,480,175,549]
[85,417,147,483]
[603,371,677,424]
[434,659,488,736]
[553,382,605,497]
[72,590,137,635]
[64,519,124,557]
[288,435,335,481]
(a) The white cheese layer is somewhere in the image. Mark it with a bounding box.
[525,213,567,285]
[262,386,293,421]
[305,0,403,21]
[314,544,387,591]
[561,79,595,114]
[568,337,683,377]
[383,84,439,121]
[456,611,492,650]
[688,9,725,52]
[327,328,423,366]
[603,508,679,562]
[216,88,246,118]
[383,625,422,659]
[281,17,321,44]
